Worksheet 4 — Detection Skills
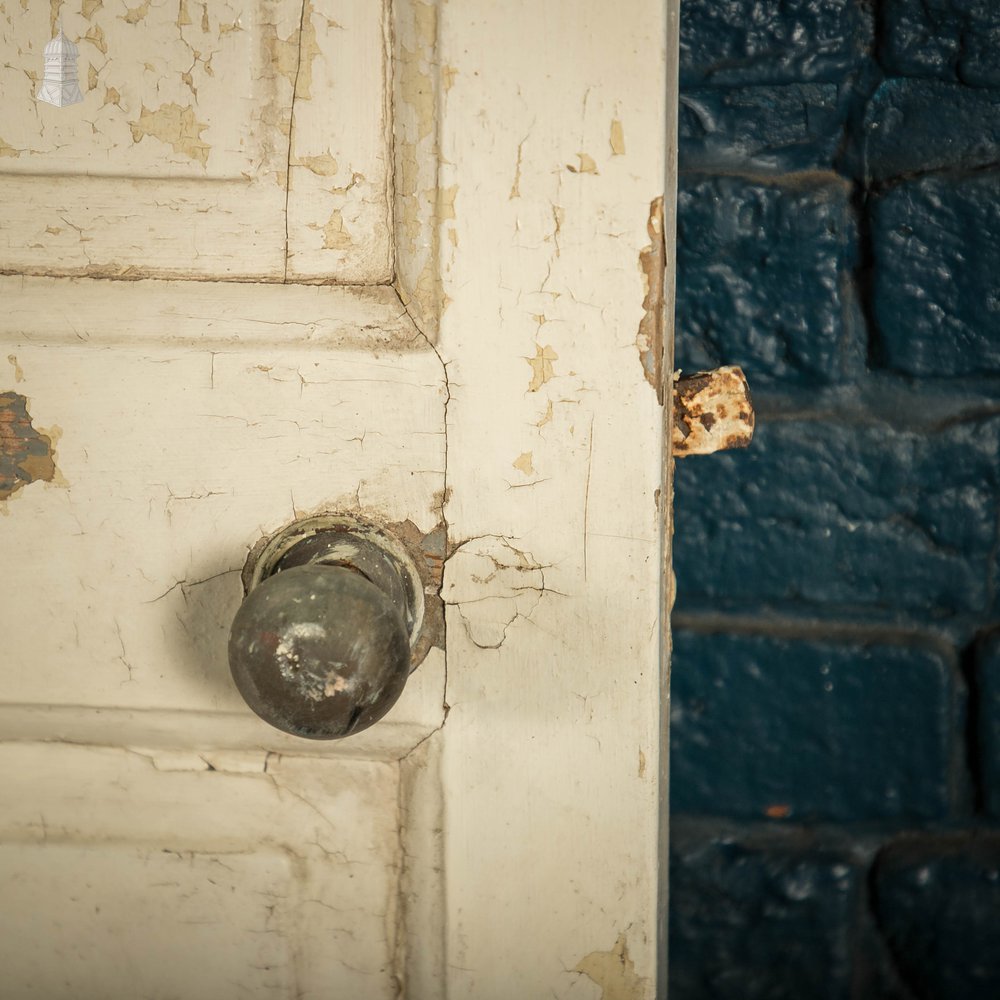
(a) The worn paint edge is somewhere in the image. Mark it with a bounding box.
[658,3,681,995]
[575,933,651,1000]
[0,275,440,352]
[637,196,666,404]
[390,0,445,341]
[0,392,60,501]
[396,732,446,994]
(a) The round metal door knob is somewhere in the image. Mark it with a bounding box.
[228,516,422,740]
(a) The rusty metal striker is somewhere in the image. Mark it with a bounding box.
[672,366,755,457]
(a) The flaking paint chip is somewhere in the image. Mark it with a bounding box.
[512,452,535,476]
[84,24,107,54]
[567,152,599,174]
[130,103,210,167]
[610,119,626,156]
[292,153,339,177]
[314,209,353,250]
[526,344,558,392]
[575,934,649,1000]
[0,393,58,501]
[121,1,152,25]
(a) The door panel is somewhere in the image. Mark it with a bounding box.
[0,744,401,998]
[1,0,393,282]
[0,275,447,761]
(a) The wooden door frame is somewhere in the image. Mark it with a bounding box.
[405,2,679,995]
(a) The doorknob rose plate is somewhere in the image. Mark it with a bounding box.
[229,514,425,740]
[242,513,425,646]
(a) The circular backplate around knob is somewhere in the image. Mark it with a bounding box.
[228,563,412,739]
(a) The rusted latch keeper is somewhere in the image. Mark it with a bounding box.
[672,365,754,457]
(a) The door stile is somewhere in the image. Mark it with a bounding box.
[429,2,675,996]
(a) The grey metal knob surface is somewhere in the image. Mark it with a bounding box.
[229,516,423,740]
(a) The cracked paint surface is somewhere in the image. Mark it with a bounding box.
[1,0,399,282]
[0,304,447,739]
[1,0,666,992]
[0,742,404,996]
[1,0,291,181]
[393,0,448,334]
[0,391,57,501]
[284,0,395,282]
[442,536,556,650]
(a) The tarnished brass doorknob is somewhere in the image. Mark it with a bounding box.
[229,515,423,739]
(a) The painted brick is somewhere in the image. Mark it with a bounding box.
[872,171,1000,377]
[670,631,955,821]
[880,0,1000,88]
[873,834,1000,1000]
[978,633,1000,818]
[673,416,1000,615]
[669,825,861,1000]
[680,0,873,88]
[864,79,1000,181]
[671,0,1000,991]
[675,175,859,385]
[679,83,848,174]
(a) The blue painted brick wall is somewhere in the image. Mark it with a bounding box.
[676,175,860,385]
[979,634,1000,818]
[873,173,1000,376]
[670,632,957,822]
[669,1,1000,997]
[879,0,1000,87]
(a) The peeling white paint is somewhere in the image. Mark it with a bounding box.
[0,2,674,998]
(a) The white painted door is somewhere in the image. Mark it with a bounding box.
[0,2,676,997]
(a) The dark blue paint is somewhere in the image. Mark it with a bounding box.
[673,417,1000,615]
[873,835,1000,1000]
[880,0,1000,88]
[676,174,859,386]
[865,79,1000,181]
[680,0,874,88]
[670,630,956,821]
[679,83,849,173]
[872,171,1000,377]
[978,634,1000,818]
[669,824,862,1000]
[670,0,1000,996]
